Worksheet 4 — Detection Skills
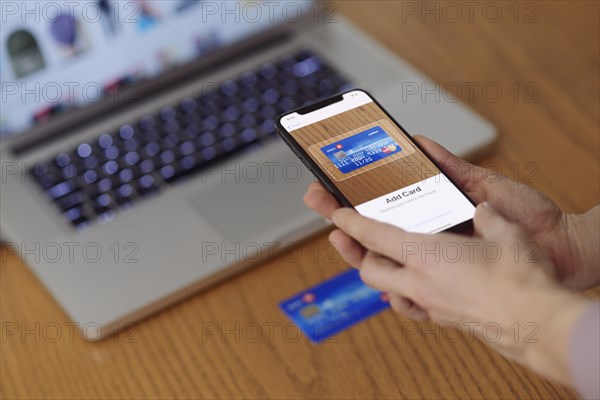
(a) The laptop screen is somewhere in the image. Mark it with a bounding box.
[1,0,314,139]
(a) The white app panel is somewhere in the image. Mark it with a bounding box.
[355,173,475,233]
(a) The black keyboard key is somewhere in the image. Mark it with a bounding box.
[160,106,177,122]
[98,133,114,149]
[160,165,177,181]
[222,106,241,122]
[281,80,300,96]
[240,128,258,143]
[241,84,261,101]
[262,88,279,105]
[116,186,135,208]
[182,124,200,139]
[64,206,87,223]
[180,155,197,171]
[137,174,159,196]
[139,115,156,131]
[139,159,155,174]
[119,124,135,140]
[77,143,93,158]
[81,169,99,184]
[219,122,236,139]
[95,193,114,208]
[47,180,75,199]
[104,145,120,160]
[56,191,85,211]
[143,142,161,158]
[102,160,120,176]
[221,137,237,152]
[240,71,257,86]
[97,177,114,193]
[260,105,277,120]
[122,138,140,152]
[118,168,135,184]
[242,98,260,113]
[240,113,257,129]
[179,97,197,114]
[140,128,161,144]
[201,146,218,161]
[162,119,180,135]
[179,141,196,157]
[116,183,135,200]
[197,132,216,148]
[61,164,78,180]
[202,115,219,131]
[55,153,71,168]
[221,79,238,96]
[96,210,116,224]
[260,62,277,79]
[124,151,140,165]
[159,150,176,166]
[82,155,100,170]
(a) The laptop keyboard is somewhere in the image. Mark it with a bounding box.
[30,49,352,230]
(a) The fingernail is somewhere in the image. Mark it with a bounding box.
[331,210,339,225]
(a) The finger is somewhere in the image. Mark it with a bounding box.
[359,252,417,298]
[330,208,439,267]
[388,294,430,321]
[307,181,328,194]
[474,202,524,240]
[413,135,484,196]
[304,182,341,219]
[328,229,366,268]
[414,136,550,228]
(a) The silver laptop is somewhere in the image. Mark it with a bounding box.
[0,1,496,340]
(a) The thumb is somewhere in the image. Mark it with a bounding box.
[474,202,524,240]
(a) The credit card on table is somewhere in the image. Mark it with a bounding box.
[279,268,390,344]
[320,125,401,174]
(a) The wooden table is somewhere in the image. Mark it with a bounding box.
[2,1,598,399]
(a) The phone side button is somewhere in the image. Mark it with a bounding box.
[298,157,314,173]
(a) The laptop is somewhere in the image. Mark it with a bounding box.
[0,1,496,340]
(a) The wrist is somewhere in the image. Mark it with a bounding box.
[522,288,591,384]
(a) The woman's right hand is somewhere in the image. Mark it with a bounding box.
[304,135,600,290]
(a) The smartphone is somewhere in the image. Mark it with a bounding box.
[276,89,475,235]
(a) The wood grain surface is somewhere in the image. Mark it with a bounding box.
[1,1,598,399]
[292,102,436,204]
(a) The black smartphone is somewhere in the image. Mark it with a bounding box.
[276,89,475,235]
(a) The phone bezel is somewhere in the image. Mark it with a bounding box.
[276,88,475,235]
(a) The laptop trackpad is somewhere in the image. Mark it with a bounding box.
[189,151,314,243]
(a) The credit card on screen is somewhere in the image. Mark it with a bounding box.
[279,268,390,343]
[320,126,401,174]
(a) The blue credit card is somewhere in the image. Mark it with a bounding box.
[320,126,401,174]
[279,268,390,344]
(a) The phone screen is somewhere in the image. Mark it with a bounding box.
[279,90,475,234]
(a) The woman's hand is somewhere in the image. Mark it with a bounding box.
[330,203,591,385]
[304,136,600,290]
